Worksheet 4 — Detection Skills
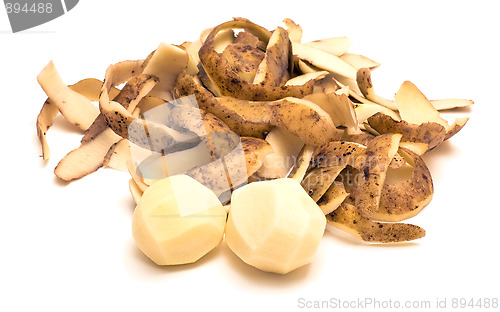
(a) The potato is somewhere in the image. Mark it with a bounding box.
[198,18,314,101]
[327,203,426,243]
[132,175,226,265]
[225,178,326,274]
[372,148,434,222]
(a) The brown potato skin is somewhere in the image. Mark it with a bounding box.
[367,112,446,151]
[327,203,426,243]
[174,71,272,138]
[83,75,156,144]
[373,148,434,221]
[198,19,314,101]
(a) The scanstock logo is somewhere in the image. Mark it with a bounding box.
[3,0,79,33]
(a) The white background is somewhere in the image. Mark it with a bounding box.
[1,0,499,311]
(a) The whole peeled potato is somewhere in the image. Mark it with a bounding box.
[225,178,326,274]
[132,175,226,265]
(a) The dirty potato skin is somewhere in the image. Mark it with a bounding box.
[301,166,345,202]
[198,18,314,101]
[83,74,157,144]
[167,105,242,160]
[174,71,273,138]
[372,148,434,222]
[185,137,273,197]
[327,203,426,243]
[367,112,447,151]
[215,96,342,146]
[312,141,367,168]
[317,181,349,215]
[253,26,291,87]
[312,134,401,218]
[222,42,265,83]
[352,134,401,218]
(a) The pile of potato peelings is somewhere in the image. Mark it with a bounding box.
[36,18,472,272]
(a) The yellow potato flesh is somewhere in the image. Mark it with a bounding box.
[132,175,226,265]
[225,178,326,274]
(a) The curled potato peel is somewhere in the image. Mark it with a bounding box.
[198,18,314,101]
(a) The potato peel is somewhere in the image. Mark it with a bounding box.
[317,181,349,215]
[372,148,434,222]
[327,203,426,243]
[37,61,100,131]
[213,96,342,146]
[253,26,291,87]
[367,112,447,151]
[55,75,159,181]
[199,18,314,101]
[301,166,344,202]
[303,37,352,57]
[37,78,120,160]
[356,68,398,110]
[174,71,273,138]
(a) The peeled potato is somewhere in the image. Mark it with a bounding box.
[225,178,326,274]
[132,175,226,265]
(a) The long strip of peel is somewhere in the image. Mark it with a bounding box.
[37,61,100,130]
